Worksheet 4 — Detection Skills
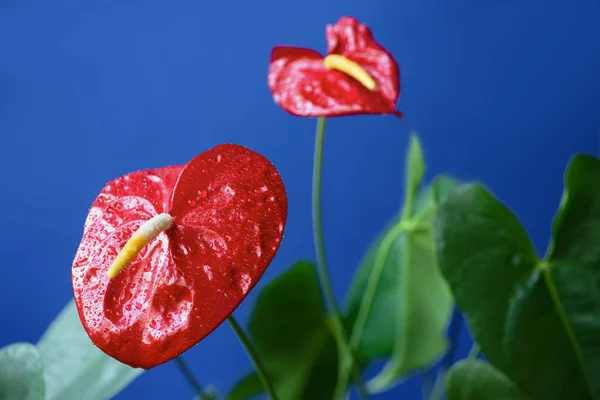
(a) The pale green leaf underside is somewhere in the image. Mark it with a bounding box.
[37,299,143,400]
[0,342,45,400]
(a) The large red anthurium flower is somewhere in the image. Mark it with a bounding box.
[71,144,288,369]
[267,16,402,118]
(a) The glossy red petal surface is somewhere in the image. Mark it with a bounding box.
[267,17,402,118]
[72,145,287,369]
[326,16,401,116]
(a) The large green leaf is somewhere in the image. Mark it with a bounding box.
[0,342,45,400]
[344,175,457,393]
[434,154,600,400]
[445,359,528,400]
[37,299,143,400]
[229,261,338,400]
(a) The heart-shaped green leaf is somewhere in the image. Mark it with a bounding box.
[37,299,143,400]
[345,176,456,393]
[343,133,458,393]
[231,261,338,400]
[341,134,456,394]
[0,342,44,400]
[445,359,527,400]
[434,154,600,400]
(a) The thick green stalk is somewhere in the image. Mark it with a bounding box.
[227,316,279,400]
[312,117,370,400]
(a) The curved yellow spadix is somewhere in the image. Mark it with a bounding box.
[107,213,173,279]
[323,54,376,91]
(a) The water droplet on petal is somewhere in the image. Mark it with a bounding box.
[238,273,252,295]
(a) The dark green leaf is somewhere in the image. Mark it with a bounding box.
[37,299,143,400]
[247,261,337,400]
[0,343,44,400]
[445,359,528,400]
[226,373,264,400]
[345,176,457,393]
[435,156,600,400]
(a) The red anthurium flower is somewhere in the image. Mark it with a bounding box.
[71,144,288,369]
[267,16,402,118]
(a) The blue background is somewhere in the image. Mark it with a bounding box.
[1,0,600,398]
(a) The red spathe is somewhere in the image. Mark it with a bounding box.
[268,16,402,118]
[72,144,288,369]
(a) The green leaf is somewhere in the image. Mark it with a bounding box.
[435,155,600,400]
[405,132,426,203]
[246,261,338,400]
[345,176,457,393]
[226,373,263,400]
[37,299,143,400]
[445,359,528,400]
[0,343,44,400]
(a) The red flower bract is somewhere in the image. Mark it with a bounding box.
[71,144,288,369]
[267,16,402,118]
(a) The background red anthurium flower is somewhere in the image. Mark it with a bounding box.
[267,16,402,118]
[71,144,288,369]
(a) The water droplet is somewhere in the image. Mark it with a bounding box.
[238,273,252,294]
[125,304,132,311]
[135,303,142,310]
[179,244,190,255]
[216,154,222,163]
[150,320,157,328]
[208,157,214,163]
[188,199,196,207]
[198,189,207,198]
[122,289,133,303]
[203,265,213,280]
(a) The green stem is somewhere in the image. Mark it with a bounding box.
[174,356,210,400]
[312,117,370,400]
[227,316,279,400]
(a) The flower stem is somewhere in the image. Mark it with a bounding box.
[312,117,370,400]
[227,316,279,400]
[174,356,210,400]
